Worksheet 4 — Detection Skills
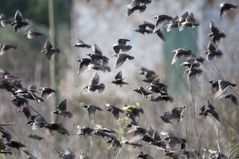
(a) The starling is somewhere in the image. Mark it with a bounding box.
[199,101,220,122]
[45,123,70,136]
[53,99,72,118]
[25,30,43,39]
[113,39,132,55]
[40,87,55,99]
[219,94,238,106]
[153,14,173,33]
[5,140,25,150]
[84,72,105,93]
[160,112,172,123]
[178,13,199,31]
[105,104,124,119]
[140,67,158,83]
[208,21,226,44]
[0,44,17,56]
[170,106,185,122]
[11,10,29,32]
[123,105,144,122]
[114,53,134,69]
[127,0,151,16]
[112,71,128,87]
[41,40,60,60]
[166,16,179,32]
[77,58,93,74]
[220,3,237,19]
[150,94,174,103]
[134,87,153,98]
[205,43,223,61]
[82,104,103,117]
[75,125,94,136]
[74,39,91,48]
[171,48,192,65]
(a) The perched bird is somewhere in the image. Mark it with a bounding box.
[82,104,103,117]
[84,72,105,93]
[171,48,192,65]
[74,39,91,48]
[11,10,29,32]
[53,99,72,118]
[0,44,17,56]
[185,67,203,81]
[210,80,236,98]
[113,39,132,55]
[105,104,124,119]
[178,13,199,31]
[114,53,134,68]
[25,30,43,39]
[134,87,153,98]
[166,16,179,32]
[41,40,60,60]
[112,71,128,87]
[220,2,237,19]
[40,87,55,99]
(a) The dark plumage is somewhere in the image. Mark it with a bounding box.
[113,39,132,55]
[82,104,103,117]
[53,99,72,118]
[208,21,226,44]
[77,58,93,74]
[114,53,134,68]
[127,0,152,16]
[105,104,124,119]
[112,71,128,86]
[40,87,55,99]
[76,126,94,136]
[11,10,29,32]
[84,72,105,93]
[220,3,237,19]
[199,101,220,122]
[153,14,173,32]
[41,40,60,60]
[134,87,153,98]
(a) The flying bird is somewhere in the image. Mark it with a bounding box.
[220,2,237,19]
[105,104,124,119]
[84,72,105,93]
[113,39,132,55]
[82,104,103,117]
[53,99,72,118]
[11,10,29,32]
[112,71,128,87]
[41,40,60,60]
[114,53,134,69]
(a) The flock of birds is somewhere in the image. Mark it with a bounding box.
[0,0,238,159]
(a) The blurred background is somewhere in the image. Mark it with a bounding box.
[0,0,239,158]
